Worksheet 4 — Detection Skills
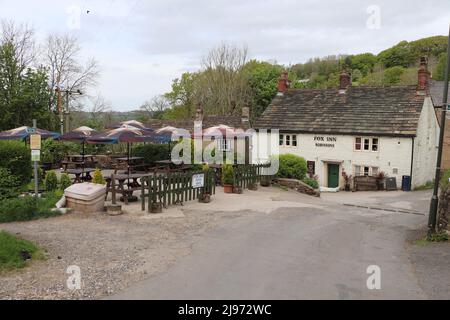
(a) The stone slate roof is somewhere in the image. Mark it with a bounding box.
[146,115,248,131]
[254,86,425,137]
[430,80,450,107]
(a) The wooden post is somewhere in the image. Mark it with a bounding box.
[111,174,116,205]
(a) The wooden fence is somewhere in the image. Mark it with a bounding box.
[234,163,272,189]
[140,170,216,212]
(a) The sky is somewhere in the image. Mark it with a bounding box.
[1,0,449,111]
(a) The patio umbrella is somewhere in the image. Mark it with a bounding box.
[155,126,191,140]
[59,126,98,166]
[0,126,60,141]
[87,125,170,174]
[106,120,153,131]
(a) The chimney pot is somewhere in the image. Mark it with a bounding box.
[277,71,290,95]
[339,70,351,90]
[417,56,430,93]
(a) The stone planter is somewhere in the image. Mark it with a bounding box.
[199,193,211,203]
[223,184,234,193]
[233,186,243,194]
[260,176,271,187]
[106,203,122,216]
[248,183,258,191]
[65,183,106,213]
[150,202,163,214]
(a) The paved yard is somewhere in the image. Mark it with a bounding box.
[1,187,448,299]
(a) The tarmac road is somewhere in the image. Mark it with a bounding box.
[109,189,437,300]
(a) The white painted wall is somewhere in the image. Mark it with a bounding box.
[412,97,439,187]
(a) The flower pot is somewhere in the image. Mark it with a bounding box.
[223,184,234,193]
[233,186,243,194]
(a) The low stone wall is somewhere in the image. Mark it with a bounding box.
[275,178,320,197]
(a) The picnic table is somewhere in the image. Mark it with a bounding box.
[153,159,192,173]
[113,156,146,173]
[61,155,97,170]
[105,172,148,204]
[64,168,96,183]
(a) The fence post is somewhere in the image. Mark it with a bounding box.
[111,173,116,205]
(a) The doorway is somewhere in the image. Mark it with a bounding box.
[327,163,340,188]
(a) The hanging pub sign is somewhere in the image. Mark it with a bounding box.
[192,173,205,188]
[30,134,41,150]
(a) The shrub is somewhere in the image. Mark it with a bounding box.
[0,231,42,271]
[0,168,22,200]
[44,170,58,191]
[303,177,319,189]
[276,154,307,180]
[133,143,170,165]
[0,194,61,223]
[440,169,450,189]
[92,169,105,185]
[0,140,31,184]
[41,139,78,165]
[59,173,72,191]
[221,164,234,185]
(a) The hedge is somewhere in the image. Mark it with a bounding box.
[0,140,31,184]
[276,154,307,181]
[133,143,170,165]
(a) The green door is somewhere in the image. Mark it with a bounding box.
[327,164,339,188]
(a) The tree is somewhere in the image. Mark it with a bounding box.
[434,52,447,81]
[140,95,169,119]
[44,34,99,112]
[164,72,198,118]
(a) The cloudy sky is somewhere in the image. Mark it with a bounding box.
[1,0,449,111]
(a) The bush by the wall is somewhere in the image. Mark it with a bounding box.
[303,177,319,189]
[44,170,58,191]
[0,168,22,200]
[0,140,31,184]
[275,154,307,181]
[0,193,61,223]
[59,173,72,191]
[133,143,170,165]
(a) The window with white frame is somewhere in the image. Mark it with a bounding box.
[354,165,379,176]
[279,134,298,147]
[217,139,232,152]
[355,137,380,152]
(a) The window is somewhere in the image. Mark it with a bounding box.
[372,138,379,151]
[393,168,399,175]
[218,139,231,152]
[364,166,370,176]
[364,138,370,151]
[279,134,298,147]
[307,161,315,176]
[355,165,379,176]
[372,167,379,176]
[355,137,380,152]
[355,138,362,150]
[355,165,361,176]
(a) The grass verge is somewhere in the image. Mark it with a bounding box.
[0,231,43,272]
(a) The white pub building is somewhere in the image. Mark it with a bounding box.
[253,58,439,189]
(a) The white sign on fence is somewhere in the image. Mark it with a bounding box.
[192,173,205,188]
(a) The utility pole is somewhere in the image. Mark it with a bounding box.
[56,86,64,134]
[55,85,82,134]
[427,25,450,238]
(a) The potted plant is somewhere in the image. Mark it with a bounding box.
[221,164,234,193]
[199,163,212,203]
[376,171,387,190]
[342,171,353,191]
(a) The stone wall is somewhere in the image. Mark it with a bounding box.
[275,178,320,197]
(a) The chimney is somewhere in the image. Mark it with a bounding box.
[277,71,290,95]
[241,106,250,128]
[417,56,430,94]
[339,70,351,91]
[195,103,204,122]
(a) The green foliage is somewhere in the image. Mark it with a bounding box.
[41,139,78,165]
[383,66,406,85]
[413,180,434,191]
[0,193,62,223]
[133,143,170,165]
[303,177,319,189]
[0,168,22,200]
[434,53,447,81]
[377,41,415,68]
[0,231,42,272]
[202,163,210,171]
[221,164,234,185]
[0,140,31,184]
[44,170,58,191]
[440,169,450,189]
[92,169,105,185]
[276,154,307,181]
[427,232,449,242]
[0,43,56,131]
[59,173,72,190]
